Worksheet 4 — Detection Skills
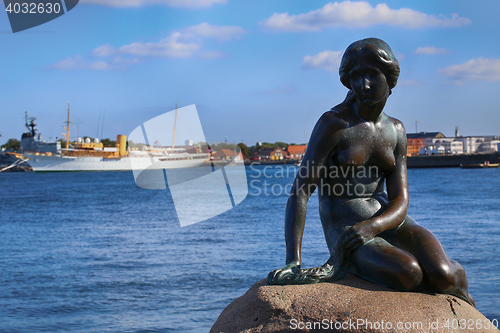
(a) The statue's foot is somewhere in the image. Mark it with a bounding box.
[268,263,300,285]
[290,263,338,284]
[268,263,334,285]
[268,259,349,285]
[268,238,352,285]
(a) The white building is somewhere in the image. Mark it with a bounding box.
[421,138,463,155]
[420,145,446,155]
[453,137,484,154]
[450,141,464,154]
[453,136,500,153]
[417,133,499,155]
[478,138,500,153]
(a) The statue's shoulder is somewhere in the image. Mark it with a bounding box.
[387,116,406,136]
[386,115,407,144]
[308,109,348,149]
[320,105,350,128]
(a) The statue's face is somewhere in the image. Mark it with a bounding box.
[348,57,390,106]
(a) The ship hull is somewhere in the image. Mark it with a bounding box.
[24,154,209,172]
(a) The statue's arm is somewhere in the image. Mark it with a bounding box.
[284,111,341,266]
[343,119,409,250]
[376,119,409,231]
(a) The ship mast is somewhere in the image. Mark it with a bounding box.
[172,102,178,149]
[25,111,37,137]
[63,102,71,149]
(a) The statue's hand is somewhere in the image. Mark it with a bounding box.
[342,221,378,251]
[267,262,300,285]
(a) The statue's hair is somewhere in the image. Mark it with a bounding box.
[339,38,400,91]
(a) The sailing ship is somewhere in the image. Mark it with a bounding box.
[21,103,210,172]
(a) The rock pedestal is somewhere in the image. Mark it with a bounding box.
[211,274,498,333]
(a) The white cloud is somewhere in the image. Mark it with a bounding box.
[115,24,245,58]
[302,51,342,72]
[182,22,248,42]
[80,0,228,8]
[260,1,471,32]
[49,56,117,71]
[88,61,116,71]
[413,46,448,55]
[49,23,244,70]
[92,44,115,57]
[439,57,500,81]
[50,55,86,70]
[112,56,142,64]
[118,32,200,58]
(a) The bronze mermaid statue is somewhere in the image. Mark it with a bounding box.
[267,38,475,307]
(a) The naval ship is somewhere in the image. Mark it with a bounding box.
[21,104,210,172]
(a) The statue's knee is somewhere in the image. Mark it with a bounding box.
[397,259,423,291]
[427,264,456,292]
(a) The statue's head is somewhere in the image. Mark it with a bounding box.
[339,38,400,92]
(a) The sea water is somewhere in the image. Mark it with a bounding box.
[0,166,499,332]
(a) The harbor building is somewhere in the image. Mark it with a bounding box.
[408,131,500,155]
[212,148,237,161]
[286,145,307,159]
[269,147,288,160]
[252,147,289,160]
[406,132,444,156]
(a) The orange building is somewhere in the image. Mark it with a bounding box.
[407,138,425,156]
[406,132,445,156]
[286,145,307,159]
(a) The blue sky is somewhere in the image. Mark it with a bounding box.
[1,0,499,146]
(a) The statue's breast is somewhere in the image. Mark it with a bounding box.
[369,144,397,171]
[330,134,397,173]
[333,147,370,167]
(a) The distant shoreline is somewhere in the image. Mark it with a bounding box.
[245,152,500,169]
[2,152,500,173]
